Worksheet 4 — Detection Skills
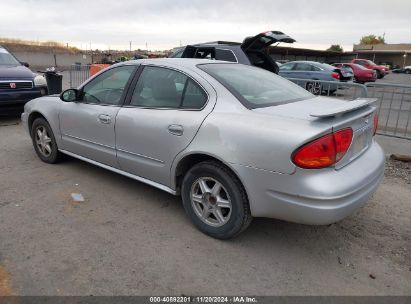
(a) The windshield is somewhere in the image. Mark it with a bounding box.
[198,63,313,108]
[0,48,21,65]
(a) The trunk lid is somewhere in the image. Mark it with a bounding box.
[253,96,377,169]
[241,31,296,52]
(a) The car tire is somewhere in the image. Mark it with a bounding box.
[406,69,411,74]
[181,161,252,239]
[375,70,383,79]
[31,117,62,164]
[306,81,322,95]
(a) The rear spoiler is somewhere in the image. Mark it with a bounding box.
[310,98,377,118]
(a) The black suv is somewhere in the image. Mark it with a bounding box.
[169,31,295,74]
[0,46,47,114]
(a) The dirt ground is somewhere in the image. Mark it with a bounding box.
[0,117,410,296]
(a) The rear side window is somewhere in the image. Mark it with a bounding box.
[130,66,207,109]
[215,49,237,62]
[294,63,313,71]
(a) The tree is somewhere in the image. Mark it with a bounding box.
[326,44,343,52]
[360,34,386,45]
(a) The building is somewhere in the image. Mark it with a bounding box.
[268,44,411,68]
[352,44,411,68]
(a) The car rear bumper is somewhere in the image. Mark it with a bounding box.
[232,141,385,225]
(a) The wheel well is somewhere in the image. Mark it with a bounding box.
[28,112,47,132]
[174,154,246,196]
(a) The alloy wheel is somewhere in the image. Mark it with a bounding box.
[190,177,232,227]
[35,126,52,157]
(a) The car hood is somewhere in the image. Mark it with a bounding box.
[0,65,34,80]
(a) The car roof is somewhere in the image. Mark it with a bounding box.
[115,58,235,69]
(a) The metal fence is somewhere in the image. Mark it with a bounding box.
[365,83,411,139]
[69,64,90,88]
[287,78,368,100]
[287,78,410,139]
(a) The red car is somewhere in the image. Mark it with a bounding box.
[333,63,377,83]
[351,59,388,79]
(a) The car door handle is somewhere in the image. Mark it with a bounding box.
[98,114,112,124]
[168,124,184,136]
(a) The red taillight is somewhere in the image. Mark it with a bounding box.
[373,112,378,135]
[292,128,353,169]
[331,72,340,79]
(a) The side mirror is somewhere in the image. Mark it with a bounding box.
[60,89,79,102]
[21,62,29,68]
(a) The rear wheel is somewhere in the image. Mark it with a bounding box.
[306,81,322,95]
[181,161,252,239]
[405,69,411,74]
[31,118,62,163]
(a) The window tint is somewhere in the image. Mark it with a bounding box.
[294,63,313,71]
[279,63,294,70]
[182,79,207,109]
[215,49,237,62]
[195,48,215,59]
[130,66,207,109]
[199,63,313,109]
[0,48,20,65]
[81,65,135,105]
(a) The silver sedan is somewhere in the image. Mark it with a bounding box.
[21,59,385,239]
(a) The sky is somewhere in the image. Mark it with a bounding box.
[1,0,410,51]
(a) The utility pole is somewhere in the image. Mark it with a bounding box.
[130,41,132,53]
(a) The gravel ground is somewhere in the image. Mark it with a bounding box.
[385,157,411,184]
[0,117,410,296]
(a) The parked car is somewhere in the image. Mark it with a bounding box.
[0,46,48,114]
[278,61,353,95]
[333,63,377,83]
[351,59,388,79]
[22,59,384,239]
[392,66,411,74]
[169,31,295,74]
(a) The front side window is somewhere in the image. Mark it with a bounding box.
[81,65,135,105]
[130,66,207,109]
[279,63,294,71]
[199,63,313,109]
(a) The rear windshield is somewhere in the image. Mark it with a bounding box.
[198,63,313,108]
[0,49,20,65]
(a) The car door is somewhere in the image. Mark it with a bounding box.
[292,62,314,79]
[115,65,216,187]
[278,62,295,78]
[59,65,136,167]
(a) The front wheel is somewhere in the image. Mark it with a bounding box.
[181,161,252,239]
[31,117,62,163]
[375,70,383,79]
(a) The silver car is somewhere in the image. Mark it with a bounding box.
[21,59,385,239]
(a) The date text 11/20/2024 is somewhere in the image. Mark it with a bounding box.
[149,296,258,303]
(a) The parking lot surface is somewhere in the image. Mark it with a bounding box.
[0,115,410,296]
